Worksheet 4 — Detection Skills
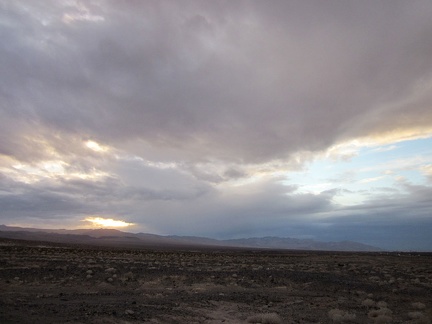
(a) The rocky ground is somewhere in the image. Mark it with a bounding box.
[0,238,431,323]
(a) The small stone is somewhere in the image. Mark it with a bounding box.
[125,309,134,315]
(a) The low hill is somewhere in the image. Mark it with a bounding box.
[0,225,381,251]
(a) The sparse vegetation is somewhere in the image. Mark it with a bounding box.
[368,308,393,318]
[412,302,426,310]
[362,298,375,307]
[407,311,431,324]
[246,313,282,324]
[372,315,393,323]
[377,301,388,308]
[0,239,431,323]
[328,309,356,322]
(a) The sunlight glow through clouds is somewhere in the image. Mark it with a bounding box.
[84,217,135,228]
[364,127,432,146]
[323,126,432,163]
[62,1,104,24]
[8,161,67,183]
[5,159,109,184]
[85,140,108,152]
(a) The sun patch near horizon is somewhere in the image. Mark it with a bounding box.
[84,217,134,228]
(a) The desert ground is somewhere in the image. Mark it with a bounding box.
[0,238,431,323]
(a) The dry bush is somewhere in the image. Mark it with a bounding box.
[372,315,393,323]
[412,302,426,310]
[408,311,425,319]
[246,313,283,324]
[368,308,393,317]
[377,301,388,308]
[415,318,432,324]
[407,311,432,324]
[362,299,375,307]
[92,317,132,324]
[407,311,431,324]
[328,309,356,323]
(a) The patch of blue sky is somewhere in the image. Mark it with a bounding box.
[285,137,432,206]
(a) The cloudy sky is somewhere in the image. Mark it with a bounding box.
[1,1,432,251]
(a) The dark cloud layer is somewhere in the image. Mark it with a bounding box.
[1,1,432,250]
[3,1,432,163]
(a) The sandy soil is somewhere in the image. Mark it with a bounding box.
[0,239,431,323]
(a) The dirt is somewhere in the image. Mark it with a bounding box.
[0,238,431,323]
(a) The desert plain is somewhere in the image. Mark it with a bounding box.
[0,238,431,323]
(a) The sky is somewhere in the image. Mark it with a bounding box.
[1,1,432,251]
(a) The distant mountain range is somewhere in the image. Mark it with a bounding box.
[0,225,381,251]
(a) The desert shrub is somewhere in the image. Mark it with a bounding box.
[362,299,375,307]
[372,315,393,323]
[377,301,388,308]
[408,311,425,319]
[95,318,133,324]
[407,311,431,324]
[328,309,356,323]
[368,308,393,318]
[408,311,431,324]
[412,302,426,310]
[246,313,283,324]
[415,317,432,324]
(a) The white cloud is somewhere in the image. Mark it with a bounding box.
[421,164,432,182]
[359,176,386,184]
[371,145,398,153]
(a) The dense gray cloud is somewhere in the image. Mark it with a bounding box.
[3,1,432,163]
[1,1,432,250]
